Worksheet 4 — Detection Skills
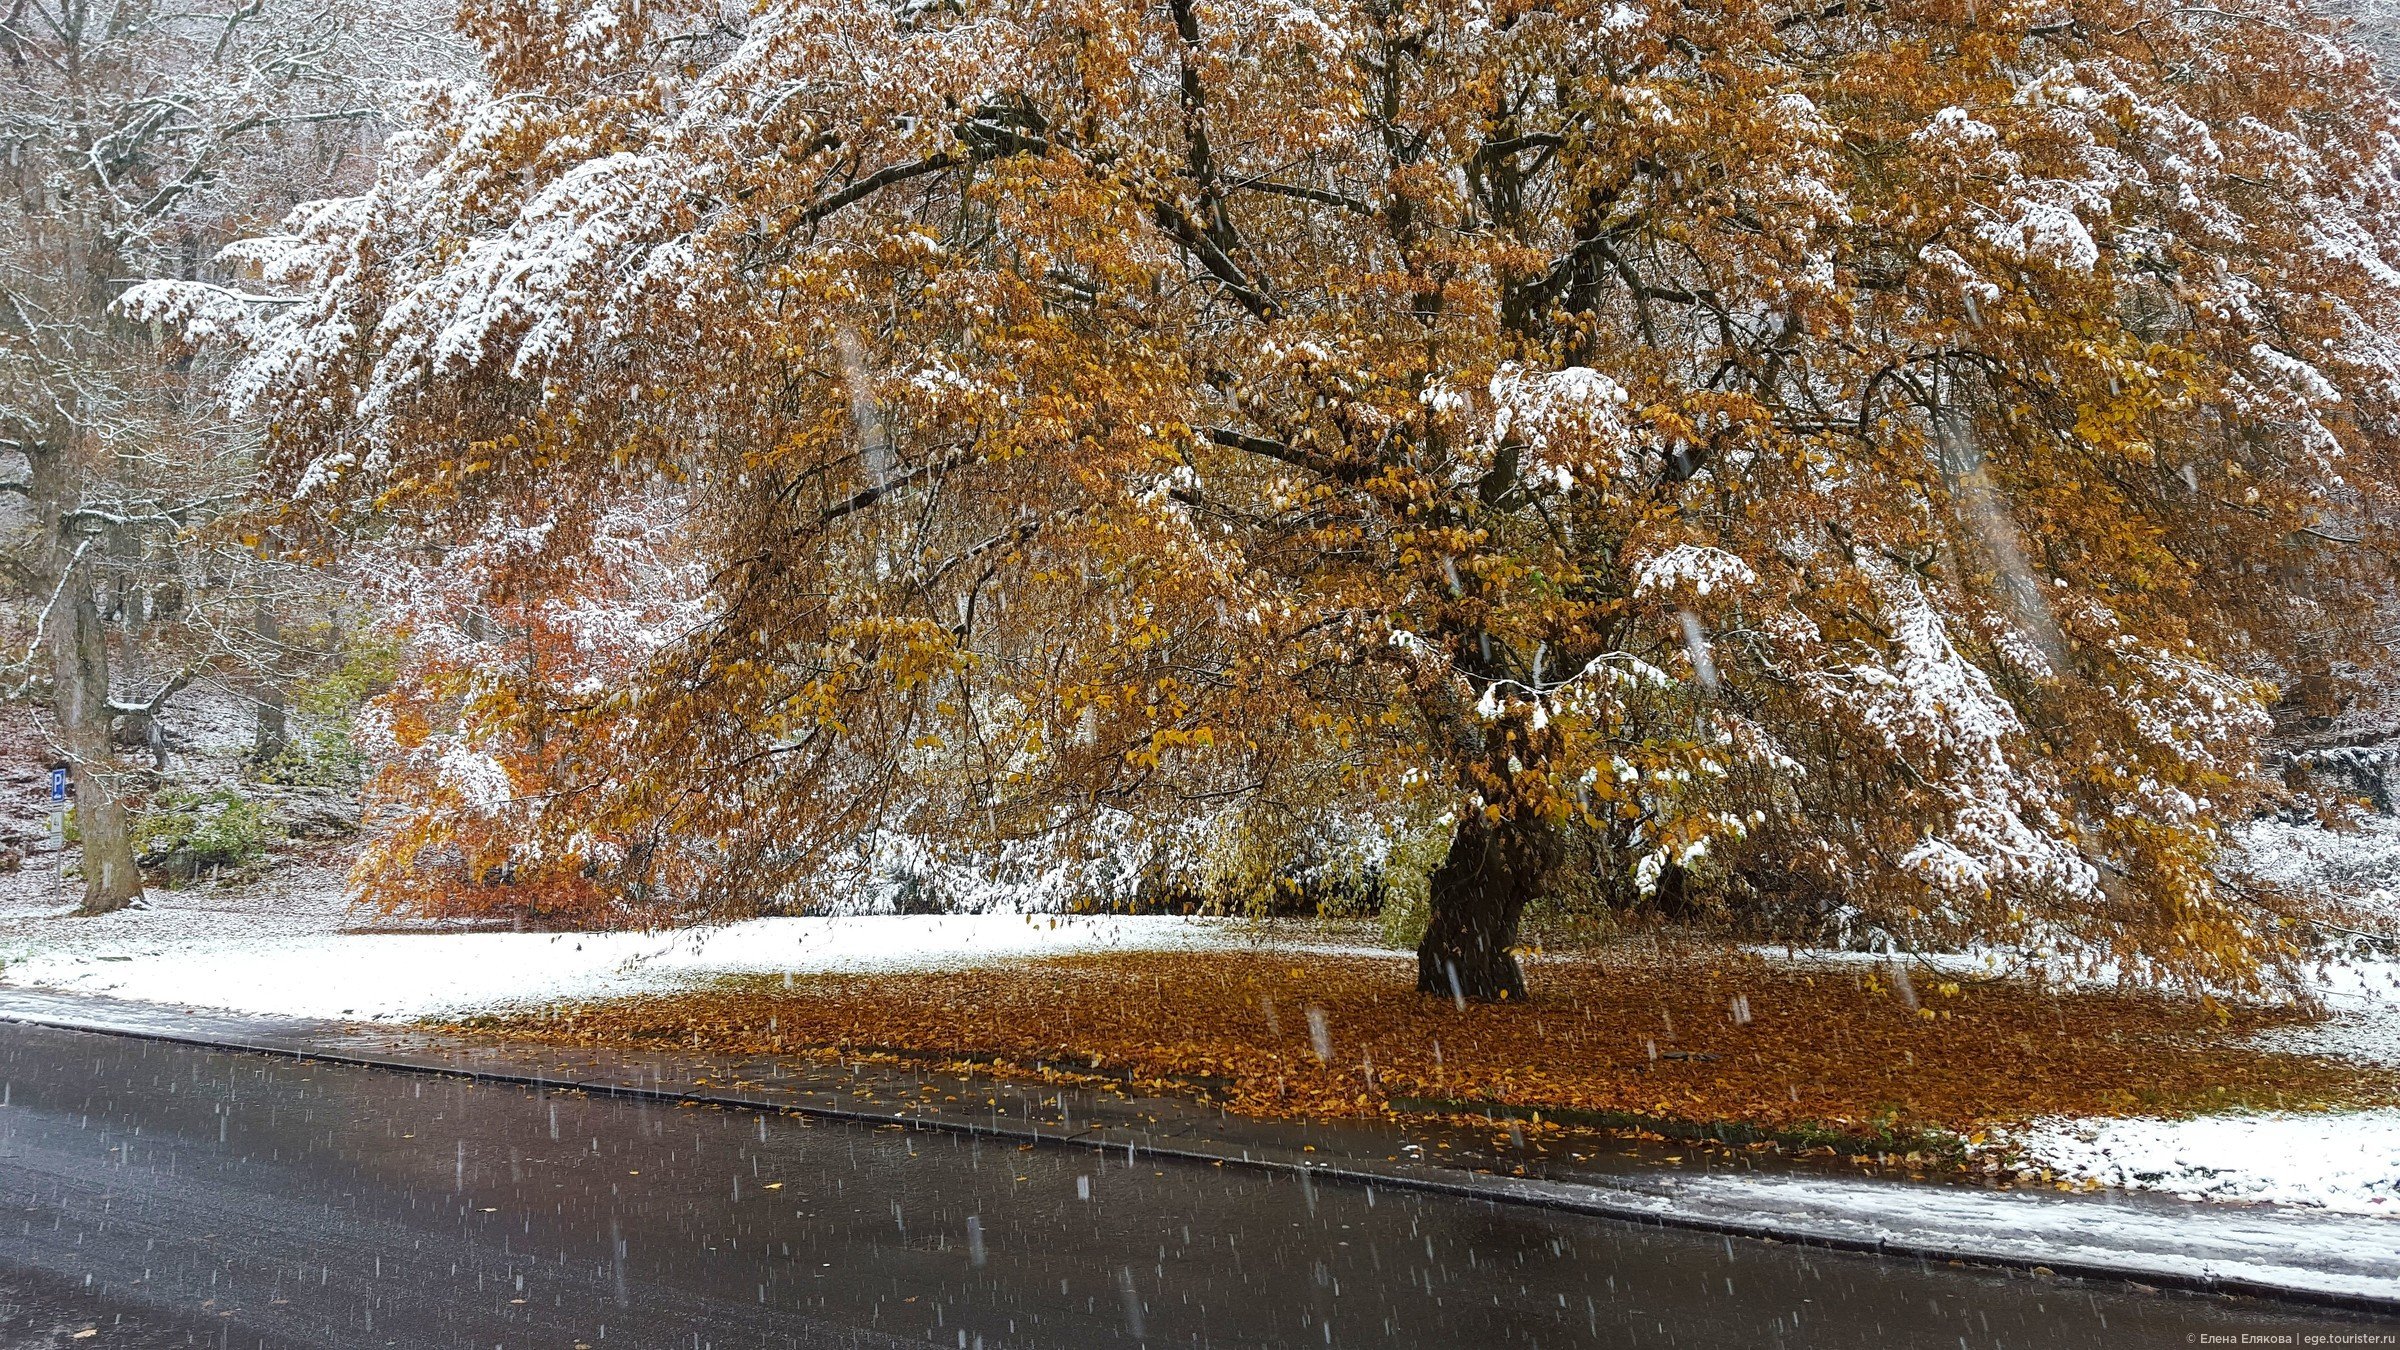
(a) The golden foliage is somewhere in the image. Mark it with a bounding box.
[229,0,2400,983]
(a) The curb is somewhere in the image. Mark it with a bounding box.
[2,1003,2392,1318]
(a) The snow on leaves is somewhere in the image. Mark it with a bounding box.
[1631,546,1757,601]
[148,0,2400,989]
[1488,364,1636,494]
[1828,565,2097,909]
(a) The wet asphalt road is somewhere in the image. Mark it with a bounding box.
[0,1020,2378,1349]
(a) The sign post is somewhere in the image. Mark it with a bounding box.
[47,765,65,850]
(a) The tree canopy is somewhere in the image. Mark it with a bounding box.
[150,0,2400,994]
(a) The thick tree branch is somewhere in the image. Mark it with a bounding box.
[798,151,963,229]
[107,665,194,721]
[1229,178,1372,213]
[815,449,973,529]
[1206,426,1372,482]
[1153,202,1280,320]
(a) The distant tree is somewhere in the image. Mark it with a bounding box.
[4,0,459,910]
[185,0,2400,993]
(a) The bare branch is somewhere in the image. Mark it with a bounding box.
[107,665,195,721]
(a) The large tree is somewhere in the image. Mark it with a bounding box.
[172,0,2400,993]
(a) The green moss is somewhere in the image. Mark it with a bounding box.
[1385,1095,1970,1160]
[1377,814,1450,949]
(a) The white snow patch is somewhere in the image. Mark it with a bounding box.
[1977,201,2100,272]
[2012,1112,2400,1217]
[1768,926,2400,1220]
[2258,955,2400,1068]
[1653,1170,2400,1302]
[436,743,514,811]
[2233,813,2400,923]
[1631,544,1756,599]
[0,913,1390,1022]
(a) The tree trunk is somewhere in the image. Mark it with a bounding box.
[252,598,289,763]
[52,554,143,914]
[1416,811,1556,1001]
[254,689,289,763]
[30,439,145,917]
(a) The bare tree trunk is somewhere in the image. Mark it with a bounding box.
[30,444,145,915]
[51,548,143,914]
[252,597,288,763]
[1415,811,1555,1002]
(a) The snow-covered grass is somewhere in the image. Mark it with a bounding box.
[1653,1169,2400,1304]
[2018,944,2400,1217]
[2011,1111,2400,1216]
[1975,815,2400,1217]
[0,910,1386,1022]
[1996,951,2400,1219]
[0,852,361,961]
[1768,951,2400,1217]
[1752,833,2400,1218]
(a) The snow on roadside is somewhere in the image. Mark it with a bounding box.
[2011,1111,2400,1217]
[1983,815,2400,1217]
[1992,942,2400,1214]
[1651,1169,2400,1304]
[0,912,1392,1022]
[1758,842,2400,1217]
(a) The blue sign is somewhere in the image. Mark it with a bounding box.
[48,767,66,803]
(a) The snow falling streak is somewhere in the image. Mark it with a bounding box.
[1890,959,1919,1010]
[1115,1266,1145,1338]
[1305,1004,1333,1063]
[837,326,894,583]
[1678,610,1719,691]
[1936,409,2065,672]
[836,327,891,487]
[1963,473,2066,669]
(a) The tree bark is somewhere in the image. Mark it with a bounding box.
[29,442,146,916]
[1416,810,1556,1001]
[252,598,289,763]
[51,550,144,914]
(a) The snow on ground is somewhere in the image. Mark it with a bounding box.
[2017,956,2400,1216]
[2232,812,2400,927]
[2257,951,2400,1067]
[2012,1111,2400,1216]
[0,852,360,957]
[0,909,1388,1022]
[1644,1170,2400,1304]
[1993,941,2400,1215]
[1984,816,2400,1216]
[2,784,2394,1220]
[1759,844,2400,1217]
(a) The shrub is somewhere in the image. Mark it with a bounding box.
[133,788,279,883]
[257,634,400,787]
